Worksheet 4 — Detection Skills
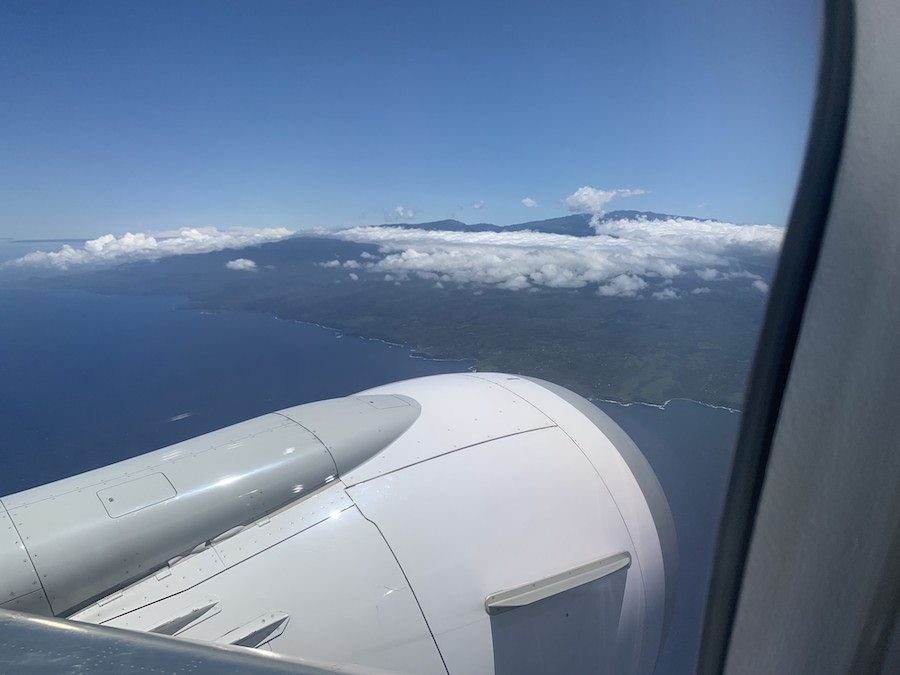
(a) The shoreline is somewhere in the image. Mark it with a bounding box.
[592,396,742,414]
[200,306,743,409]
[272,314,477,364]
[11,285,741,411]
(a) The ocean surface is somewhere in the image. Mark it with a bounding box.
[0,286,474,492]
[0,277,738,674]
[594,398,738,673]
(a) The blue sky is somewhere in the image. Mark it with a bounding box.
[0,0,819,239]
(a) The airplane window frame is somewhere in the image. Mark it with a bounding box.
[698,0,855,672]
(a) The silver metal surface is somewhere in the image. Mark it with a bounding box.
[97,472,177,518]
[0,503,46,613]
[217,611,290,648]
[147,599,220,635]
[485,551,631,615]
[520,375,678,636]
[0,395,419,616]
[279,394,420,474]
[0,608,386,674]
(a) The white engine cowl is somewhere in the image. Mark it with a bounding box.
[1,373,675,675]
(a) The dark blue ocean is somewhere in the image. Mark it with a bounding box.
[0,272,738,674]
[0,286,475,491]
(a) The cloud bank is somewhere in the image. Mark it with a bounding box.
[325,215,782,297]
[225,258,258,271]
[594,216,782,255]
[7,227,294,269]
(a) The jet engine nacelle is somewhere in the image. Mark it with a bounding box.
[0,373,675,674]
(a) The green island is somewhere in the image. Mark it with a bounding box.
[31,233,771,409]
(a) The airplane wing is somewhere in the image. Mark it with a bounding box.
[0,608,385,674]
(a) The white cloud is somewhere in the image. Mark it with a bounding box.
[696,266,765,282]
[325,214,783,296]
[225,258,257,272]
[6,227,294,270]
[472,200,484,209]
[521,197,537,208]
[563,186,647,217]
[652,288,680,301]
[387,205,416,221]
[752,279,770,294]
[691,287,712,294]
[318,260,341,268]
[597,274,646,297]
[348,272,359,281]
[593,216,783,256]
[727,270,763,280]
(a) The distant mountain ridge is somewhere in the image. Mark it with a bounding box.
[378,210,712,238]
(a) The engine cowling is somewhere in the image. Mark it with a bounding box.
[1,373,675,675]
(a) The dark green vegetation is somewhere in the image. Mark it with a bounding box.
[30,231,771,408]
